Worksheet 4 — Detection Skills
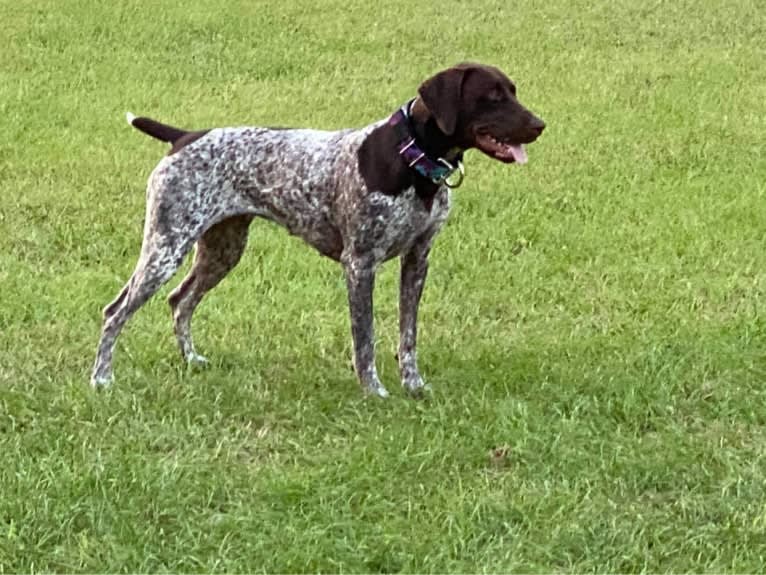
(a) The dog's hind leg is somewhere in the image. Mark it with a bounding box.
[90,193,206,387]
[167,214,253,365]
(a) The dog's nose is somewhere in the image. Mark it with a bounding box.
[530,117,545,135]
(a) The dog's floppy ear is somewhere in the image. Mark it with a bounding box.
[417,65,470,135]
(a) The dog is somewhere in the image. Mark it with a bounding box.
[91,62,545,397]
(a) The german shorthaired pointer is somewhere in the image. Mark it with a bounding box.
[91,62,545,397]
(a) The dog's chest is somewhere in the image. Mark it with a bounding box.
[359,186,451,261]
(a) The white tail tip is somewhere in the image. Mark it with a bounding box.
[125,112,136,125]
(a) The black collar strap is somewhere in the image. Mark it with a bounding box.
[388,99,465,187]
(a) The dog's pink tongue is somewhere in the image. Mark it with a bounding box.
[509,144,528,164]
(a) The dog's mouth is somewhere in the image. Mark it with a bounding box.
[474,133,528,165]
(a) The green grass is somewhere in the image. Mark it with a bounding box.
[2,0,766,571]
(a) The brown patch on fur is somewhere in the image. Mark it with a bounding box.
[168,131,210,156]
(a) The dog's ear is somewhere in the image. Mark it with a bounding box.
[417,65,470,135]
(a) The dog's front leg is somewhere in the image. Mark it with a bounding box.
[399,242,432,397]
[344,259,388,397]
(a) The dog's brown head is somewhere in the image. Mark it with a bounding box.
[417,62,545,164]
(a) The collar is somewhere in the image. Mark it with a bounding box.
[388,99,465,188]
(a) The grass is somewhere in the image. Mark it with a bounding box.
[1,0,766,571]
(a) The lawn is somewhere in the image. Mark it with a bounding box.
[1,0,766,571]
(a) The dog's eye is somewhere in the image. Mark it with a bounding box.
[487,89,504,103]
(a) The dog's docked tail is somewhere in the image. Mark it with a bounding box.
[125,112,189,143]
[125,112,209,154]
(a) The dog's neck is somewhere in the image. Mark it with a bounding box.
[356,100,463,202]
[391,99,463,183]
[407,98,463,163]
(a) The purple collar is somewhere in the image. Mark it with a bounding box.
[388,99,464,187]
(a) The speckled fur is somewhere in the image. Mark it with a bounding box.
[91,63,545,397]
[91,123,450,396]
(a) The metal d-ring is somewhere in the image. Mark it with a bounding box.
[436,158,465,189]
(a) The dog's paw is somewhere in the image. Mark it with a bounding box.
[90,373,114,389]
[185,352,210,367]
[362,380,390,398]
[402,376,431,399]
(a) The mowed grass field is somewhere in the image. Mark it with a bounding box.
[1,0,766,571]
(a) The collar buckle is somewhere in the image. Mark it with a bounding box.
[434,158,465,189]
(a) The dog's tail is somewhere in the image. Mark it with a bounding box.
[125,111,188,144]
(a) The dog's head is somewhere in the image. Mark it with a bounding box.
[418,63,545,164]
